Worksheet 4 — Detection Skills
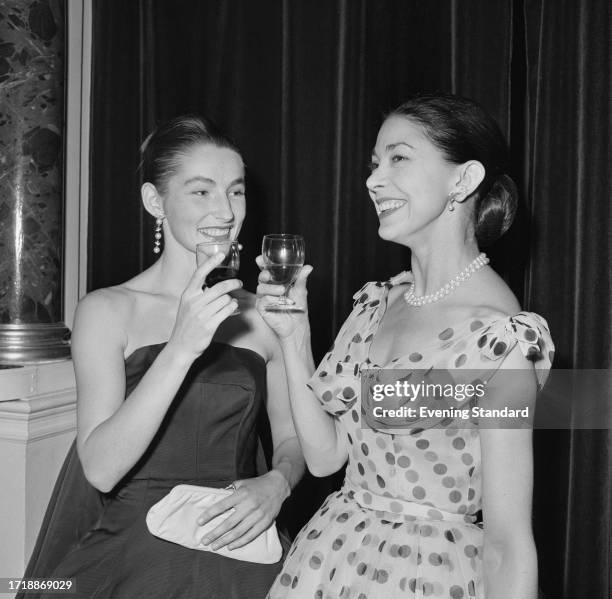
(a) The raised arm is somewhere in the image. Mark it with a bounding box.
[264,332,306,493]
[255,260,348,477]
[479,347,540,599]
[76,254,240,492]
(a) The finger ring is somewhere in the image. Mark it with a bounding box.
[225,483,237,491]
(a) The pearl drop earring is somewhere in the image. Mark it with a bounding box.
[153,216,164,254]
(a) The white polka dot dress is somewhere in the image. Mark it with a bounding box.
[268,273,554,599]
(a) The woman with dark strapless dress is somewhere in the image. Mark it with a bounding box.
[20,116,304,599]
[25,343,285,599]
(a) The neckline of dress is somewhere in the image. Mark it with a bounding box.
[364,274,524,368]
[124,340,266,367]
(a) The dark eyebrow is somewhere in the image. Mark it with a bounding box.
[386,142,415,152]
[183,176,215,186]
[183,176,245,187]
[370,141,415,157]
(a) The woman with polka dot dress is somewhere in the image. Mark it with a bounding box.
[256,93,553,599]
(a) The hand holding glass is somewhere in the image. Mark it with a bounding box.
[261,234,305,313]
[196,240,241,314]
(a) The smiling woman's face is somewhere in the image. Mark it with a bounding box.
[366,115,460,245]
[160,143,246,251]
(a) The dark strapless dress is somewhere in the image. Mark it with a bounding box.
[20,342,285,599]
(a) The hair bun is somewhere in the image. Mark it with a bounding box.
[474,174,518,247]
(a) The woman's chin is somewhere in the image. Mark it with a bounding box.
[377,225,417,250]
[377,222,403,242]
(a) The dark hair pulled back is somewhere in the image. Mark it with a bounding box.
[139,114,241,194]
[389,93,517,247]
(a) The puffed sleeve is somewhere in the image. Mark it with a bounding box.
[307,280,387,416]
[477,311,555,390]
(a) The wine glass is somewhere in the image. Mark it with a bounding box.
[196,240,241,314]
[261,234,305,313]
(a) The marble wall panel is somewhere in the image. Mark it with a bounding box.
[0,0,65,324]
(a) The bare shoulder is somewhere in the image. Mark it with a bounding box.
[470,267,521,319]
[72,285,137,354]
[409,267,522,333]
[76,266,160,320]
[75,286,135,326]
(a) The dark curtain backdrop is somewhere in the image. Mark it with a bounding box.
[88,1,612,597]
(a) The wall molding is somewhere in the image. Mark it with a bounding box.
[0,361,75,401]
[0,361,77,442]
[0,390,77,443]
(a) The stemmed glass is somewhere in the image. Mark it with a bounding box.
[261,234,305,313]
[196,240,241,314]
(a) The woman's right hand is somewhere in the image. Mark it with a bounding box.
[255,255,313,340]
[167,252,241,362]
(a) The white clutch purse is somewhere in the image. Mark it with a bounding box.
[146,484,283,564]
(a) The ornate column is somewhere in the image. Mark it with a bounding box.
[0,0,70,363]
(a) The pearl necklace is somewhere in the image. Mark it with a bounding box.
[403,253,489,307]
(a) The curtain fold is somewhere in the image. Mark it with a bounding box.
[522,1,612,596]
[88,1,611,596]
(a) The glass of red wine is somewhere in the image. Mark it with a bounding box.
[196,240,241,314]
[261,234,305,313]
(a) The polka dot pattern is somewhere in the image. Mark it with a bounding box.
[405,470,419,483]
[455,354,467,367]
[433,463,447,475]
[268,492,486,599]
[412,486,426,500]
[470,320,484,331]
[439,327,454,340]
[269,275,554,598]
[397,456,411,468]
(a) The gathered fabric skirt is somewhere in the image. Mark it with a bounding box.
[267,483,483,599]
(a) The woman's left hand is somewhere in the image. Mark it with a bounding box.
[197,470,289,550]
